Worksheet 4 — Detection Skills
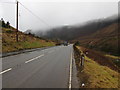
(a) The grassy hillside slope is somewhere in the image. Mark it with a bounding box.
[74,46,119,88]
[83,55,119,88]
[2,27,55,53]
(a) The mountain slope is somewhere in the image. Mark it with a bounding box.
[73,23,119,56]
[35,16,118,41]
[2,27,55,53]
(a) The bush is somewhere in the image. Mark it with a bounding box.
[74,41,80,46]
[6,29,13,33]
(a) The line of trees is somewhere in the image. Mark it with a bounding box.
[1,18,10,28]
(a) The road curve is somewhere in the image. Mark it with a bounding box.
[2,45,73,88]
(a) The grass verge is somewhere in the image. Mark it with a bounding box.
[74,45,119,88]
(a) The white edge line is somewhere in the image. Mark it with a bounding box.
[0,68,12,75]
[69,52,73,89]
[25,54,44,63]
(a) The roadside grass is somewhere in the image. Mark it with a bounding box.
[20,41,54,49]
[2,27,55,53]
[79,46,119,71]
[84,56,119,88]
[105,54,120,68]
[105,54,120,59]
[75,46,119,88]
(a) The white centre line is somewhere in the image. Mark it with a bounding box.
[69,52,73,89]
[0,68,12,75]
[25,54,44,64]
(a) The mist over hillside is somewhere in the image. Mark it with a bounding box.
[32,15,119,41]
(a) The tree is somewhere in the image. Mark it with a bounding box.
[74,41,80,46]
[1,18,10,28]
[1,18,6,28]
[6,21,10,28]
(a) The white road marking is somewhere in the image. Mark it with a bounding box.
[25,54,44,63]
[0,68,12,74]
[69,52,73,89]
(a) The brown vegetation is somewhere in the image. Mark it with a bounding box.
[74,45,119,88]
[73,23,119,56]
[79,46,119,72]
[2,27,55,53]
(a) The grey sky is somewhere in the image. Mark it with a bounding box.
[0,0,119,32]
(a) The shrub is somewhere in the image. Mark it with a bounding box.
[6,29,13,33]
[74,41,80,46]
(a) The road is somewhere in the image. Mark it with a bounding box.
[1,45,74,88]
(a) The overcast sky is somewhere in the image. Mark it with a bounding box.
[0,0,119,32]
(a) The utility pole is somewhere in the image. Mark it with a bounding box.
[16,0,18,42]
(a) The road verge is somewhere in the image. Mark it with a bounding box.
[1,46,54,58]
[73,45,119,88]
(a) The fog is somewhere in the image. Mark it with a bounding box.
[0,0,119,32]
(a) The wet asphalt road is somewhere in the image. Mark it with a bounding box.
[2,45,73,88]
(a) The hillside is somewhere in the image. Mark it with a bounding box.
[73,23,119,56]
[2,26,55,53]
[34,16,119,56]
[35,15,118,41]
[74,46,119,88]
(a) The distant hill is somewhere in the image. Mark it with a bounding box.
[73,23,119,56]
[35,15,118,41]
[34,15,119,56]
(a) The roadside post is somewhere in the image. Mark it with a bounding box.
[81,54,84,66]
